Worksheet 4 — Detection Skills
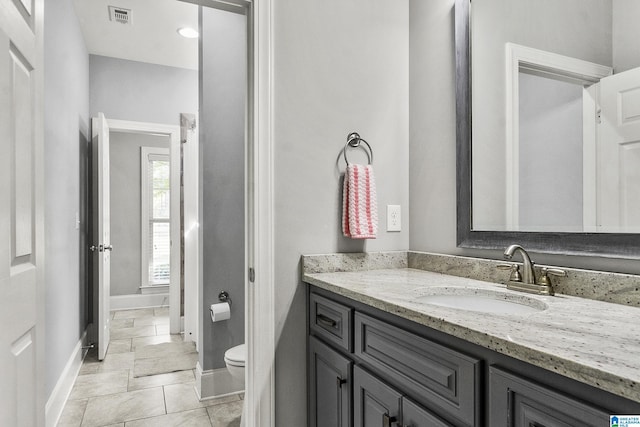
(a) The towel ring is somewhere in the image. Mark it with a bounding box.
[343,132,373,165]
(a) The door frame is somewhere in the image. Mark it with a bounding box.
[105,119,181,334]
[504,43,611,229]
[181,0,275,425]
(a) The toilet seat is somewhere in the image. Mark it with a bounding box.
[224,344,246,367]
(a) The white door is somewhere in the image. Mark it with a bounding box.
[92,113,112,360]
[0,0,44,425]
[598,67,640,232]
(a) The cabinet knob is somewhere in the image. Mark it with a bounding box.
[382,413,397,427]
[336,376,347,388]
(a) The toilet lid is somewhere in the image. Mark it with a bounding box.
[224,344,246,366]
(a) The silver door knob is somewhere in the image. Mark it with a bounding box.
[104,245,113,251]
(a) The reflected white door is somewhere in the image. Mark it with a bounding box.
[598,67,640,232]
[92,113,112,360]
[0,0,44,424]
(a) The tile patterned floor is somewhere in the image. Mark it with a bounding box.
[58,307,243,427]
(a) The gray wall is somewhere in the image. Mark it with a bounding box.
[470,0,612,228]
[200,7,246,371]
[273,0,410,424]
[44,0,90,398]
[110,132,170,296]
[408,0,640,275]
[90,55,198,125]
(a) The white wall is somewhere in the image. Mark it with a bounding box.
[273,0,410,424]
[613,0,640,73]
[470,0,612,228]
[43,0,90,398]
[90,55,198,125]
[109,132,170,296]
[408,0,640,276]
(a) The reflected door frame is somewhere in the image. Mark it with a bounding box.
[106,119,181,334]
[504,43,611,230]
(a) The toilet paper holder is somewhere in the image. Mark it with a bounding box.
[218,290,232,306]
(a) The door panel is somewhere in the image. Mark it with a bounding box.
[309,336,352,427]
[0,0,43,423]
[353,365,402,427]
[92,112,111,360]
[598,66,640,231]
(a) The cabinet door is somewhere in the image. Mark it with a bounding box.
[309,336,352,427]
[354,365,402,427]
[490,367,610,427]
[403,397,453,427]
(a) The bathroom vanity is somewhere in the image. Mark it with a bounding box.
[303,252,640,427]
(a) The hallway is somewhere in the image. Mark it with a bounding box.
[57,308,242,426]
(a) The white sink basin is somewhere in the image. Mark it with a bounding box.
[415,287,547,315]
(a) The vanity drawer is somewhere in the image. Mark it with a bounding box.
[354,312,481,426]
[310,293,353,352]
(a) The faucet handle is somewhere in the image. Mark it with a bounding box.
[537,267,567,295]
[497,263,522,282]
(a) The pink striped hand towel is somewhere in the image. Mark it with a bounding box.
[342,164,378,239]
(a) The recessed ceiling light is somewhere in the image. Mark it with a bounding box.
[177,27,199,39]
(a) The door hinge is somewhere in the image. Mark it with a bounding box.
[248,267,255,283]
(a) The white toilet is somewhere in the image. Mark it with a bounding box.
[224,343,246,383]
[224,344,246,426]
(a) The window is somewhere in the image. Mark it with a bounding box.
[141,147,170,287]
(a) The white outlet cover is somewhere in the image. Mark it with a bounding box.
[387,205,401,232]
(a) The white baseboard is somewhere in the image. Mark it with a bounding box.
[110,293,170,310]
[194,362,244,400]
[45,330,87,427]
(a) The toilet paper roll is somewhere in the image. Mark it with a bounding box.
[210,302,231,322]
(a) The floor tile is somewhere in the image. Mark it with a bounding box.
[81,387,165,426]
[68,370,129,400]
[107,339,133,355]
[154,307,169,316]
[164,383,240,414]
[128,369,195,392]
[93,352,135,373]
[124,408,212,427]
[134,316,169,327]
[111,318,135,329]
[110,325,157,340]
[155,324,170,335]
[57,398,87,427]
[113,308,156,319]
[206,400,243,427]
[131,334,182,350]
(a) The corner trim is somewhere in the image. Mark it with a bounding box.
[194,362,244,400]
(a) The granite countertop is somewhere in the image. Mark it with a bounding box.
[303,267,640,403]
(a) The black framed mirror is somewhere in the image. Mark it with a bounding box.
[455,0,640,259]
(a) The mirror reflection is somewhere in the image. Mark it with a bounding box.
[471,0,640,233]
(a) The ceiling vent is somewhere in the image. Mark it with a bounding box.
[108,6,132,25]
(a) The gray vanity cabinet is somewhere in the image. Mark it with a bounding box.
[353,365,402,427]
[308,286,640,427]
[403,398,453,427]
[489,367,610,427]
[309,336,353,427]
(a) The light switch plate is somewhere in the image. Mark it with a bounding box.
[387,205,401,232]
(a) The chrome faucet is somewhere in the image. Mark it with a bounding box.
[503,244,535,284]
